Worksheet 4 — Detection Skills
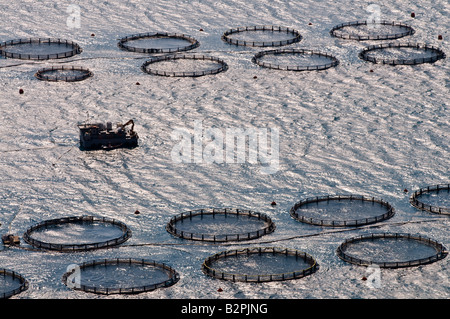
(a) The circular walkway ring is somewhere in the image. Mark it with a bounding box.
[290,194,395,227]
[337,232,448,268]
[359,42,446,65]
[35,66,93,82]
[23,215,132,252]
[141,54,228,77]
[202,247,318,282]
[0,38,82,60]
[222,25,302,47]
[0,268,29,299]
[410,184,450,215]
[330,20,415,41]
[62,258,180,295]
[166,208,276,242]
[252,48,339,71]
[118,32,199,54]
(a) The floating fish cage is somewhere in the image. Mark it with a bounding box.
[410,184,450,215]
[336,232,448,268]
[35,65,93,82]
[0,268,29,299]
[23,215,132,252]
[330,20,415,41]
[0,38,82,60]
[62,258,180,295]
[202,247,318,283]
[166,208,275,242]
[222,25,302,47]
[252,48,339,72]
[290,194,395,227]
[118,32,199,54]
[358,42,446,65]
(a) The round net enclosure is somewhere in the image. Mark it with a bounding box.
[252,49,339,72]
[202,247,318,283]
[0,38,82,60]
[290,195,395,227]
[166,208,276,242]
[222,25,302,47]
[337,233,448,268]
[0,268,29,299]
[118,32,199,54]
[410,184,450,215]
[35,66,93,82]
[23,216,132,251]
[62,258,180,295]
[359,43,446,65]
[141,54,228,77]
[330,20,415,41]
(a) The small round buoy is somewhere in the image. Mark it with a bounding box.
[19,89,24,94]
[134,210,140,215]
[404,188,408,193]
[136,82,140,85]
[308,22,312,25]
[271,201,276,206]
[217,288,223,292]
[438,35,443,40]
[369,69,374,73]
[199,28,204,32]
[253,75,257,79]
[91,33,95,37]
[411,12,415,18]
[361,276,367,281]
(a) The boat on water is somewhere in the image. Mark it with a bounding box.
[78,119,138,150]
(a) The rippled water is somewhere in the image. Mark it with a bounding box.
[0,0,448,299]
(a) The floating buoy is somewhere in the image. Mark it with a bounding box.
[136,82,140,85]
[271,201,276,206]
[361,276,367,281]
[404,188,408,193]
[411,12,415,18]
[217,288,223,292]
[19,89,24,94]
[369,69,374,73]
[438,35,443,40]
[308,22,312,25]
[134,210,140,215]
[199,28,204,32]
[253,75,257,79]
[91,33,95,37]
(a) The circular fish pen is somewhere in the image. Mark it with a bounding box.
[410,184,450,215]
[23,216,132,251]
[202,247,318,282]
[252,49,339,71]
[0,38,82,60]
[290,195,395,227]
[141,54,228,77]
[35,66,93,82]
[62,258,180,295]
[222,25,302,47]
[166,208,275,242]
[336,233,448,268]
[118,32,199,54]
[359,43,446,65]
[330,20,415,41]
[0,268,29,299]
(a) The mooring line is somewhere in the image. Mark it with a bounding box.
[121,217,445,248]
